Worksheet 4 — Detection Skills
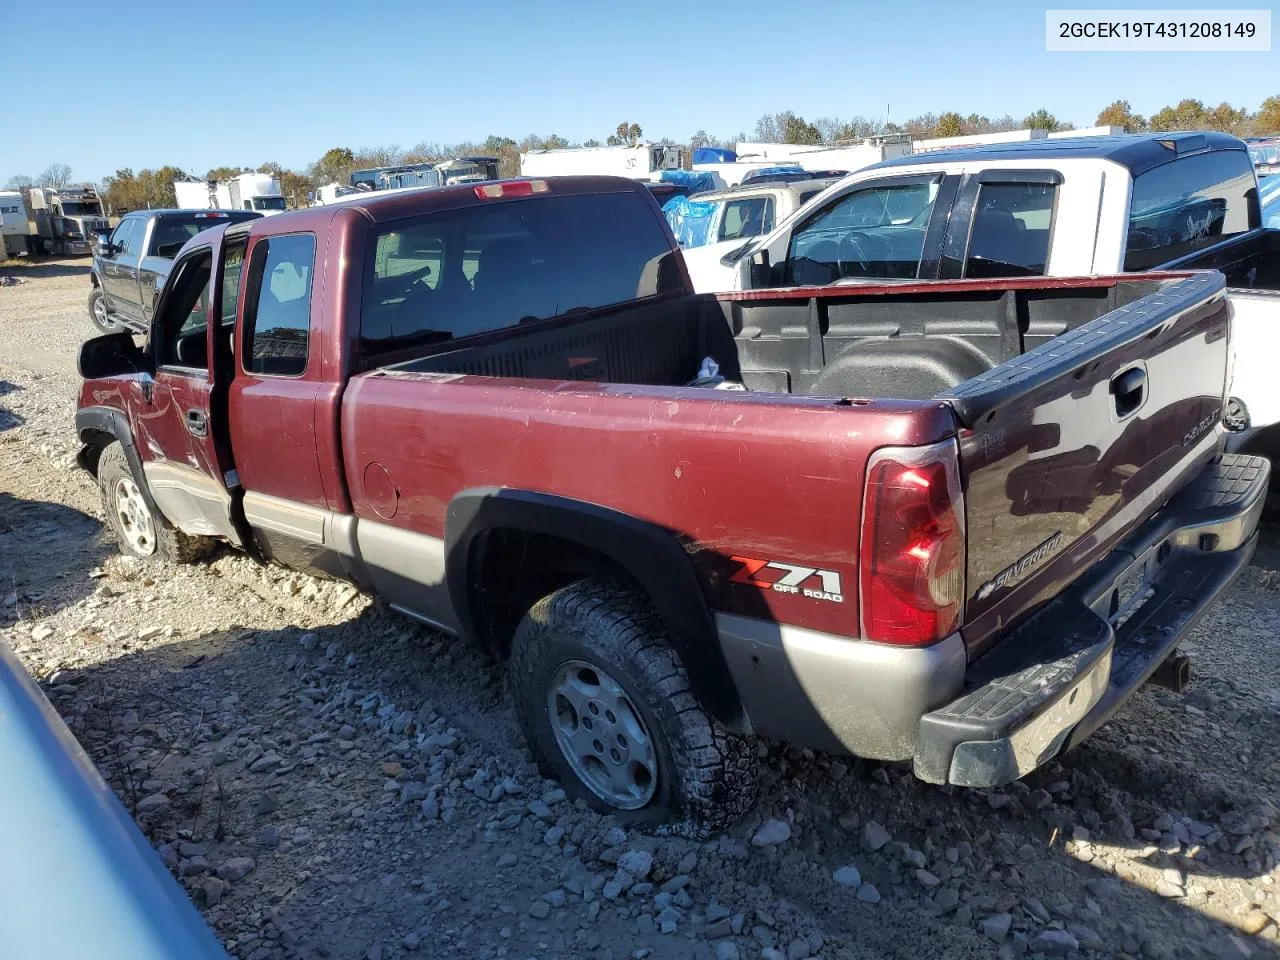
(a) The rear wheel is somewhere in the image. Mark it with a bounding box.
[88,287,121,334]
[96,443,216,563]
[508,580,756,833]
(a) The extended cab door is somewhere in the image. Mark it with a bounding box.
[131,238,242,545]
[100,217,141,317]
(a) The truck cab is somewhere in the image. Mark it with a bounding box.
[89,209,261,334]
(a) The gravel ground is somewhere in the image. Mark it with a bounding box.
[2,260,1279,960]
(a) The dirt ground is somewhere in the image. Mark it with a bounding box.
[2,259,1279,960]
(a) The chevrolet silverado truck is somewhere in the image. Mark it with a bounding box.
[89,209,261,335]
[703,133,1280,481]
[73,175,1266,829]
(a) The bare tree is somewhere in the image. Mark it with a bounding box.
[4,174,34,190]
[39,163,73,188]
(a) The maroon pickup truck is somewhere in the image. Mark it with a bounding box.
[75,175,1267,830]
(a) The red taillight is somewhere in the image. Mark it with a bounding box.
[473,180,549,199]
[859,440,965,646]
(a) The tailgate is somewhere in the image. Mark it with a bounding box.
[943,272,1231,653]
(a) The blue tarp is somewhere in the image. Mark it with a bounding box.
[662,195,718,248]
[739,165,804,184]
[693,147,737,164]
[1260,174,1280,229]
[659,169,719,195]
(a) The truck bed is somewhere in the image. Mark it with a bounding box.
[386,274,1176,403]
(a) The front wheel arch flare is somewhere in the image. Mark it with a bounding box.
[444,488,745,728]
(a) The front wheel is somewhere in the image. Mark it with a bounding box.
[96,443,216,563]
[508,580,756,833]
[88,287,121,334]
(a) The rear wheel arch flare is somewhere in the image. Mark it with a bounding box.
[444,487,744,726]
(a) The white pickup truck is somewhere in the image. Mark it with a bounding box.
[700,132,1280,483]
[674,179,840,290]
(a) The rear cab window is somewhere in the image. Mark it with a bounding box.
[1124,149,1259,270]
[242,233,316,377]
[965,182,1058,278]
[359,190,682,357]
[148,215,242,259]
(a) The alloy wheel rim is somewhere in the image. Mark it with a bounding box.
[546,659,658,810]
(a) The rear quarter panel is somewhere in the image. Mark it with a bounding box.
[342,373,956,636]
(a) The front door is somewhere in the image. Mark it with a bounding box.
[101,218,140,318]
[131,239,241,544]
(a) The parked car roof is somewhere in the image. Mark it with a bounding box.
[120,209,261,220]
[869,132,1249,177]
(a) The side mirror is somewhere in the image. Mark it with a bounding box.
[93,230,113,256]
[79,332,150,381]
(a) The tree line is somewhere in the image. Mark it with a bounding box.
[6,97,1278,215]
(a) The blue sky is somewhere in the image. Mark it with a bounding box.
[3,0,1275,184]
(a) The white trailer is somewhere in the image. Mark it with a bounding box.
[312,182,361,206]
[519,144,686,181]
[173,180,216,210]
[0,190,30,258]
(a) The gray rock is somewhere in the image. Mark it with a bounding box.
[248,753,280,773]
[1155,880,1184,898]
[180,857,209,877]
[861,821,891,852]
[528,900,551,919]
[496,853,517,868]
[931,888,960,913]
[257,825,280,848]
[716,943,741,960]
[762,951,786,960]
[786,937,811,960]
[983,913,1012,943]
[419,798,440,821]
[200,877,226,906]
[856,883,881,904]
[1153,813,1174,832]
[706,903,732,922]
[400,782,428,803]
[1030,929,1079,955]
[136,793,170,815]
[603,880,625,900]
[833,866,862,888]
[527,800,553,821]
[705,918,733,939]
[401,933,420,951]
[660,875,690,894]
[544,825,566,846]
[298,632,318,650]
[915,869,941,888]
[617,850,654,878]
[542,889,567,907]
[252,793,279,815]
[217,857,256,882]
[677,852,698,873]
[752,818,792,847]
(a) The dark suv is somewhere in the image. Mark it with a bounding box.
[89,209,261,333]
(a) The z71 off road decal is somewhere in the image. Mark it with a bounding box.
[729,556,844,603]
[974,530,1065,602]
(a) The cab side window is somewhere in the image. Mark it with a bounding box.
[109,218,138,257]
[158,250,213,371]
[243,234,315,377]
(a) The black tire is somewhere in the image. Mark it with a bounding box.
[88,286,121,334]
[508,579,757,834]
[96,443,217,563]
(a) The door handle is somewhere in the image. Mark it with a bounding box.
[1110,366,1146,418]
[186,409,208,437]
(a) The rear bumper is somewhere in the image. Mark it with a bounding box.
[914,452,1268,787]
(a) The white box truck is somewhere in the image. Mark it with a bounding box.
[0,190,30,258]
[214,173,285,215]
[519,143,686,181]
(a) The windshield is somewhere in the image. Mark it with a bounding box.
[60,201,102,216]
[1250,144,1280,166]
[252,196,287,211]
